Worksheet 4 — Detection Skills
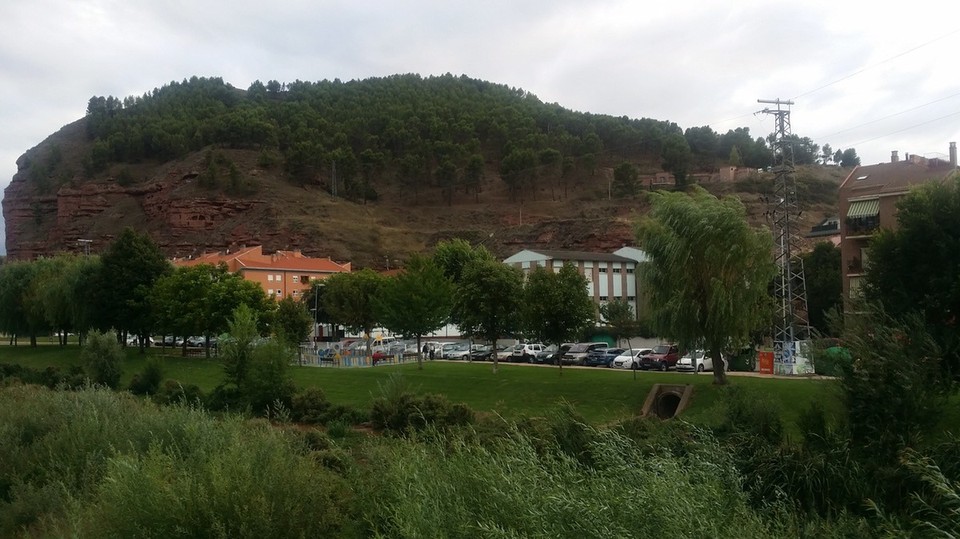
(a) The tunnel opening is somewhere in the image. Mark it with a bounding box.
[655,392,682,419]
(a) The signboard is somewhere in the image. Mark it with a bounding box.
[758,351,774,375]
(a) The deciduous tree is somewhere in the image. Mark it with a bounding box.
[638,187,775,384]
[522,264,595,372]
[322,269,386,357]
[96,228,171,350]
[801,242,842,336]
[378,254,454,369]
[457,259,524,373]
[865,175,960,376]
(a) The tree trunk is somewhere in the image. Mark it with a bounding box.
[492,338,499,374]
[711,348,728,385]
[416,335,423,370]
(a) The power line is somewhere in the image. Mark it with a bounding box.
[813,91,960,140]
[791,28,960,100]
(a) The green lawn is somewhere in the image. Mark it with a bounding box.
[0,342,845,429]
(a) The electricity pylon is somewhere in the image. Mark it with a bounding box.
[758,98,810,373]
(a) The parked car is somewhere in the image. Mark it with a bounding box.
[510,343,545,363]
[443,342,472,360]
[611,348,653,369]
[536,344,571,364]
[583,347,625,367]
[676,349,727,372]
[561,342,608,365]
[639,344,681,370]
[468,345,494,361]
[496,344,516,361]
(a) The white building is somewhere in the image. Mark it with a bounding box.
[503,249,644,318]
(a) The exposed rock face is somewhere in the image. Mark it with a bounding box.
[3,165,266,259]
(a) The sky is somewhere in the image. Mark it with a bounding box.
[2,0,960,254]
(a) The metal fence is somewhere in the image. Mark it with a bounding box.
[297,346,422,368]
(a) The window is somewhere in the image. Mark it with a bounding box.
[301,275,310,283]
[267,289,275,296]
[276,291,282,297]
[599,267,607,273]
[627,268,635,274]
[292,290,299,296]
[849,277,863,299]
[292,276,299,283]
[627,296,636,301]
[275,274,283,281]
[599,296,608,301]
[613,268,621,274]
[267,275,274,282]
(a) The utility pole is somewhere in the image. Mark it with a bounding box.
[758,98,810,374]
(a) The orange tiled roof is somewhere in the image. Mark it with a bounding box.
[172,246,351,273]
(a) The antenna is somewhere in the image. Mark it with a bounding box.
[757,98,810,374]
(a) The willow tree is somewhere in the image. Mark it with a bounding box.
[637,187,775,385]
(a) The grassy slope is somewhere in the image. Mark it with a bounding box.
[1,343,843,430]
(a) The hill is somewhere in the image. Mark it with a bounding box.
[1,75,844,266]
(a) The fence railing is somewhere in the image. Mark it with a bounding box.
[297,346,422,367]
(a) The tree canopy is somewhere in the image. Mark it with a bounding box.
[322,269,386,356]
[637,187,775,384]
[865,175,960,377]
[377,254,454,368]
[456,259,524,373]
[521,264,595,363]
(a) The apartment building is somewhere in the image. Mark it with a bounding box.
[173,245,351,299]
[839,143,958,307]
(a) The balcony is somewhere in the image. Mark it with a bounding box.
[845,216,879,237]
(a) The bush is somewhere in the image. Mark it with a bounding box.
[244,338,296,414]
[369,374,475,435]
[80,330,124,388]
[290,387,330,424]
[128,357,164,395]
[152,380,204,407]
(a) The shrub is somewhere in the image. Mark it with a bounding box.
[244,338,296,414]
[80,330,124,388]
[290,387,330,424]
[369,374,474,435]
[128,357,164,395]
[152,380,204,407]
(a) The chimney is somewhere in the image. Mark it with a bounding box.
[891,150,899,163]
[951,142,957,168]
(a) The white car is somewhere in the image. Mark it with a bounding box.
[612,348,652,369]
[676,349,727,372]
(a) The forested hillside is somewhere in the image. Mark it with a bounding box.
[4,74,846,265]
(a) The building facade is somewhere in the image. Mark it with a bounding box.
[172,245,351,299]
[839,144,958,307]
[503,249,643,318]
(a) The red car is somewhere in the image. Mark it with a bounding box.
[639,344,680,371]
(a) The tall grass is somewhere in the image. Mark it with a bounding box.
[352,410,774,538]
[0,384,350,538]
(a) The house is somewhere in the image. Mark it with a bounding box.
[172,245,351,300]
[805,216,840,247]
[839,143,958,308]
[502,248,644,319]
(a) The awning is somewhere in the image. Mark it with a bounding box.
[846,199,879,219]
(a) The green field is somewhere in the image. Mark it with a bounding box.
[0,342,845,429]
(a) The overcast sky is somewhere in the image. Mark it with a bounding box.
[2,0,959,254]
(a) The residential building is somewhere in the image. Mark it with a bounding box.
[172,245,351,299]
[839,143,958,308]
[805,216,840,247]
[503,249,643,318]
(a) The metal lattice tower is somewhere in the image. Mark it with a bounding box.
[758,99,810,373]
